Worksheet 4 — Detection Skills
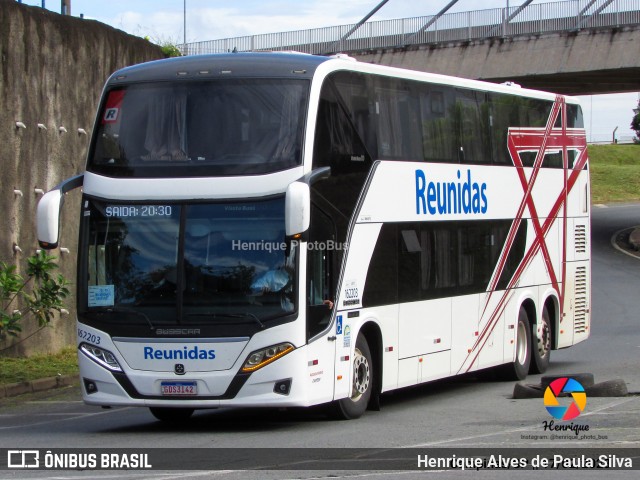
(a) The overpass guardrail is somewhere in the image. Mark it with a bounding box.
[181,0,640,55]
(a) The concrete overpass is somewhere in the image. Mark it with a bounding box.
[183,0,640,96]
[353,24,640,95]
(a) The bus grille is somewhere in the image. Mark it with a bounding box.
[574,225,587,254]
[574,266,588,334]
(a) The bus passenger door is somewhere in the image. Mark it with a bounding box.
[304,206,337,405]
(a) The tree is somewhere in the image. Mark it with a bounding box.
[0,251,70,341]
[632,99,640,144]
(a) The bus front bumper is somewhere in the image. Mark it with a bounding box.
[78,345,312,409]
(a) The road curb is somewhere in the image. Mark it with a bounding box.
[611,226,640,260]
[629,227,640,251]
[0,374,79,399]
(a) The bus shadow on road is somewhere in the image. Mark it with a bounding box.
[98,371,521,434]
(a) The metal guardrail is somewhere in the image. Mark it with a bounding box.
[181,0,640,56]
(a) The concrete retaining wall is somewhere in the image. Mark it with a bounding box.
[0,1,163,356]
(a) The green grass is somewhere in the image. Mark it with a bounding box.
[0,347,78,385]
[588,144,640,204]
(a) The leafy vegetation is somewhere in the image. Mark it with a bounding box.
[160,42,183,58]
[0,251,70,341]
[144,35,183,57]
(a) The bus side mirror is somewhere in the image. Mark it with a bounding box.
[285,182,310,237]
[36,175,84,249]
[37,190,64,249]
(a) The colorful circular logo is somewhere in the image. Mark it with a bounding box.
[544,377,587,421]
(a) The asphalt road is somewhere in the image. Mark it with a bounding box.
[1,203,639,479]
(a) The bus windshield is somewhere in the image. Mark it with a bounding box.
[88,79,309,177]
[81,197,297,326]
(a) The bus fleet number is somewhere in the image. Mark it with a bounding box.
[78,328,101,345]
[345,288,359,299]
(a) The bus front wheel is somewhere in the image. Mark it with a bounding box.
[332,335,373,420]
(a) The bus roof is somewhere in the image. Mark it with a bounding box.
[106,52,330,84]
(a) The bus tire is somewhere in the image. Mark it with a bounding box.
[149,407,194,422]
[503,307,531,381]
[332,335,373,420]
[530,305,552,374]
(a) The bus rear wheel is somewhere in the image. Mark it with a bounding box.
[332,335,372,420]
[149,407,194,422]
[502,307,531,381]
[530,305,552,374]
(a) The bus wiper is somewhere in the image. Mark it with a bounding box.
[186,312,265,329]
[102,307,156,331]
[231,312,265,330]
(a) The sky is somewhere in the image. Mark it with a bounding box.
[20,0,640,142]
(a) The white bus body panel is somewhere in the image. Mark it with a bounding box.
[399,298,451,358]
[452,295,482,373]
[83,168,304,201]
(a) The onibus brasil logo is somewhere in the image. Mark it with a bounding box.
[544,377,587,421]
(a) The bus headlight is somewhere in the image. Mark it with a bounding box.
[79,342,123,372]
[241,342,295,373]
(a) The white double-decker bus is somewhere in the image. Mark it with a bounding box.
[37,52,590,421]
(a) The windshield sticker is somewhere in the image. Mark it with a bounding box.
[88,285,115,307]
[102,90,125,124]
[343,325,351,348]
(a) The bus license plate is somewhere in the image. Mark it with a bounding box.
[161,382,197,396]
